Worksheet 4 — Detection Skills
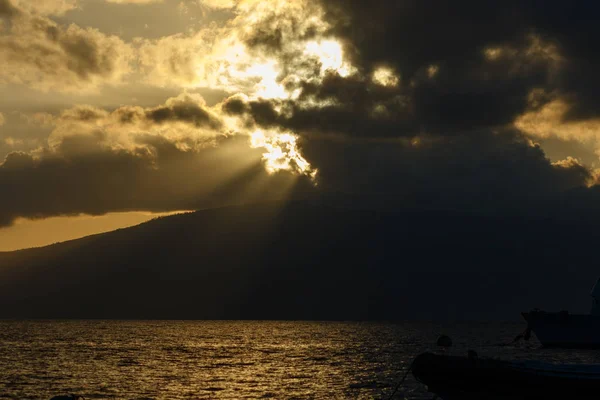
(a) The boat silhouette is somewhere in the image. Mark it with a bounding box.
[522,278,600,348]
[412,351,600,399]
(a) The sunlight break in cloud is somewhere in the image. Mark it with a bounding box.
[303,40,354,78]
[139,0,353,97]
[515,97,600,160]
[31,92,318,180]
[136,0,354,179]
[3,0,354,180]
[250,130,317,179]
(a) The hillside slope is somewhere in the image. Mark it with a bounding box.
[0,201,597,320]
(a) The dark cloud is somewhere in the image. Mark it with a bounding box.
[0,93,293,226]
[60,105,108,122]
[145,94,222,129]
[521,2,600,121]
[59,27,119,79]
[244,19,285,51]
[222,96,250,115]
[230,40,554,140]
[3,0,600,227]
[317,0,600,127]
[300,130,593,214]
[240,1,323,53]
[0,134,312,227]
[222,75,416,139]
[322,1,529,73]
[0,0,20,17]
[214,0,600,222]
[220,0,600,142]
[277,1,541,136]
[47,94,224,140]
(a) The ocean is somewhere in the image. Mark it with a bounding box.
[2,320,600,399]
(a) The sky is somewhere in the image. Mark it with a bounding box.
[2,0,600,250]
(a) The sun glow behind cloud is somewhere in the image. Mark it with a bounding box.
[234,60,288,100]
[233,39,357,178]
[216,38,354,177]
[304,40,353,77]
[191,27,356,178]
[197,37,353,100]
[250,130,317,180]
[39,0,355,180]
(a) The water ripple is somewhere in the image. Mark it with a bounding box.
[0,320,560,399]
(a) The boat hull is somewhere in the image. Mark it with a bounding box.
[522,310,600,348]
[412,352,600,400]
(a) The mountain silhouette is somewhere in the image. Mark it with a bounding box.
[1,200,598,320]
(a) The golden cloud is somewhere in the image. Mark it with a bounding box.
[0,1,133,92]
[104,0,162,3]
[12,0,78,15]
[515,95,600,165]
[138,0,351,100]
[46,93,222,153]
[198,0,239,8]
[39,93,316,179]
[515,98,600,142]
[372,67,400,87]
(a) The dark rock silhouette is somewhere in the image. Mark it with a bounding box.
[437,335,452,347]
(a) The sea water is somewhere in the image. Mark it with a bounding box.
[2,320,600,399]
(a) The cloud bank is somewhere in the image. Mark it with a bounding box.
[2,0,600,225]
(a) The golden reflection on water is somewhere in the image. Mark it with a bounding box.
[1,321,413,399]
[2,321,599,399]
